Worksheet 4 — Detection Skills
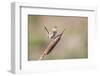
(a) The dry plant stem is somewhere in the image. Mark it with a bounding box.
[38,53,45,60]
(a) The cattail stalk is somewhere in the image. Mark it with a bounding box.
[38,29,65,60]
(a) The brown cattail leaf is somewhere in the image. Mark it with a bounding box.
[44,36,61,55]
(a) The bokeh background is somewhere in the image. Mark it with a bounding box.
[28,15,88,60]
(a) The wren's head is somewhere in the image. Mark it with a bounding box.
[52,26,57,32]
[48,26,57,39]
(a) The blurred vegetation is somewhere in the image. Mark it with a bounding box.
[28,15,88,60]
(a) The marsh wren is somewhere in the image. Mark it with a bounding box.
[44,26,57,39]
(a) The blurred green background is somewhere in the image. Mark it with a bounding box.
[28,15,88,60]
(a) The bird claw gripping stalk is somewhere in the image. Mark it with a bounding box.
[38,28,65,60]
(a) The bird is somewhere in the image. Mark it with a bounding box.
[44,26,57,39]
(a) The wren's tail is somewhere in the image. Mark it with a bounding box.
[44,26,49,34]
